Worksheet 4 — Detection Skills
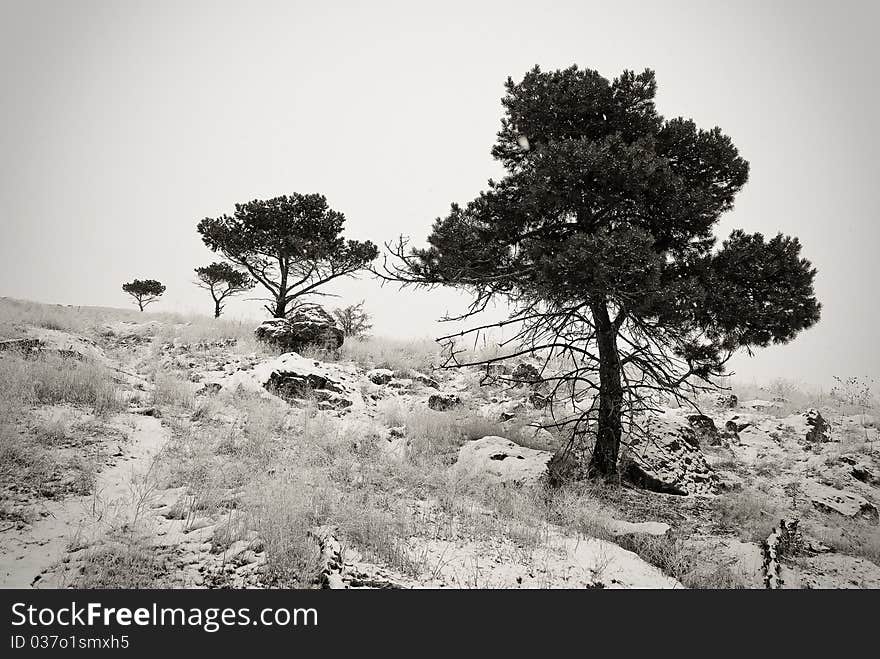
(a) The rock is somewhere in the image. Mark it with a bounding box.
[366,368,394,385]
[714,393,738,408]
[234,353,363,411]
[455,436,551,486]
[605,519,671,537]
[850,463,878,486]
[197,382,222,396]
[783,408,830,442]
[686,414,719,446]
[511,363,540,385]
[409,371,440,389]
[725,418,750,433]
[254,304,344,352]
[130,406,162,417]
[529,392,549,409]
[802,482,879,523]
[621,414,721,496]
[0,338,43,353]
[428,392,461,411]
[741,399,780,413]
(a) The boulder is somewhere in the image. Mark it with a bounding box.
[849,462,878,486]
[714,393,738,409]
[621,414,721,496]
[232,353,363,411]
[783,408,830,442]
[605,519,671,537]
[455,436,551,486]
[254,304,344,352]
[686,414,720,446]
[0,338,42,353]
[802,482,879,523]
[428,392,461,411]
[366,368,394,385]
[511,363,541,385]
[410,371,440,389]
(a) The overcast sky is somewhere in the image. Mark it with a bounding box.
[1,0,877,388]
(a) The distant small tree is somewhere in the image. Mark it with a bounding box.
[333,300,373,339]
[197,194,379,318]
[194,262,254,318]
[122,279,165,312]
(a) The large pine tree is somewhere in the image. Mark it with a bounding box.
[392,66,821,479]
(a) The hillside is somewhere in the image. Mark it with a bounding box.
[0,297,878,589]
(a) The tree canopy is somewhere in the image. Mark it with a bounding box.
[194,261,254,318]
[390,65,821,479]
[197,194,378,318]
[122,279,166,312]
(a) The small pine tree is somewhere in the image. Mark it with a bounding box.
[194,262,254,318]
[122,279,166,312]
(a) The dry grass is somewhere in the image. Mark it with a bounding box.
[69,537,168,588]
[711,488,784,543]
[816,519,880,567]
[338,336,439,373]
[0,351,124,416]
[151,371,195,409]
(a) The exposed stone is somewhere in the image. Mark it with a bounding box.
[714,393,738,408]
[366,368,394,385]
[850,463,878,486]
[197,382,222,396]
[222,352,365,412]
[254,304,344,352]
[621,414,721,496]
[784,408,830,442]
[511,363,541,385]
[686,414,719,446]
[529,392,549,409]
[802,482,879,523]
[0,338,43,353]
[428,392,461,411]
[455,436,551,486]
[605,519,671,537]
[410,371,440,389]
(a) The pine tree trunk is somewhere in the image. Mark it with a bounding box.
[214,300,221,318]
[273,256,288,318]
[589,302,623,477]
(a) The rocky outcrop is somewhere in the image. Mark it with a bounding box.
[456,436,551,486]
[714,393,738,409]
[0,338,42,353]
[511,363,541,385]
[366,368,394,385]
[686,414,719,446]
[254,304,344,352]
[621,414,721,496]
[838,455,879,485]
[428,392,461,411]
[784,409,830,442]
[802,482,879,523]
[260,354,361,411]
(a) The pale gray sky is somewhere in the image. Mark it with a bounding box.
[1,0,877,387]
